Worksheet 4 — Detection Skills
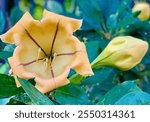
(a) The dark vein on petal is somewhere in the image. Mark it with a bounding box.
[20,58,43,66]
[50,66,55,78]
[21,25,47,57]
[50,66,57,89]
[49,19,61,59]
[56,51,79,56]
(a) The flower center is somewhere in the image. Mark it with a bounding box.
[37,48,58,71]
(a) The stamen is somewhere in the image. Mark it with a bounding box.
[36,48,41,61]
[43,57,49,71]
[46,57,49,63]
[53,52,57,61]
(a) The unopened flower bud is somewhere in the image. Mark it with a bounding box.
[91,36,148,71]
[132,2,150,21]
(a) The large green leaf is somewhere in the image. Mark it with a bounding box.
[98,81,141,105]
[115,91,150,105]
[18,78,54,105]
[83,67,119,104]
[0,74,23,98]
[82,67,116,85]
[53,84,89,105]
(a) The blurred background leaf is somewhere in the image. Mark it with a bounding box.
[0,10,5,34]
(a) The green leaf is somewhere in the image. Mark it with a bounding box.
[77,0,104,30]
[18,78,54,105]
[106,14,118,34]
[6,98,26,105]
[0,10,5,34]
[69,73,84,84]
[53,84,89,104]
[86,41,101,62]
[115,91,150,105]
[33,0,44,6]
[0,41,6,51]
[10,6,23,26]
[33,6,43,20]
[46,0,63,13]
[132,11,141,17]
[99,81,141,105]
[82,67,115,85]
[0,63,9,74]
[98,0,120,19]
[4,44,16,53]
[0,98,10,105]
[0,51,13,62]
[88,84,106,104]
[64,0,76,13]
[83,67,119,104]
[6,93,31,105]
[0,74,23,98]
[117,0,132,16]
[116,13,137,32]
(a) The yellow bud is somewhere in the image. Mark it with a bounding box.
[91,36,148,71]
[132,2,150,21]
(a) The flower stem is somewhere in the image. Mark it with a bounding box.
[69,73,85,84]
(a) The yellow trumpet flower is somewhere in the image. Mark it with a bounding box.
[0,10,93,93]
[91,36,148,70]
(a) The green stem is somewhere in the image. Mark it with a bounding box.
[69,73,85,84]
[69,59,98,84]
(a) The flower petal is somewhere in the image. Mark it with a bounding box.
[71,36,94,76]
[0,12,33,44]
[35,67,70,93]
[42,10,82,33]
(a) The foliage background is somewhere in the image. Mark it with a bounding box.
[0,0,150,105]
